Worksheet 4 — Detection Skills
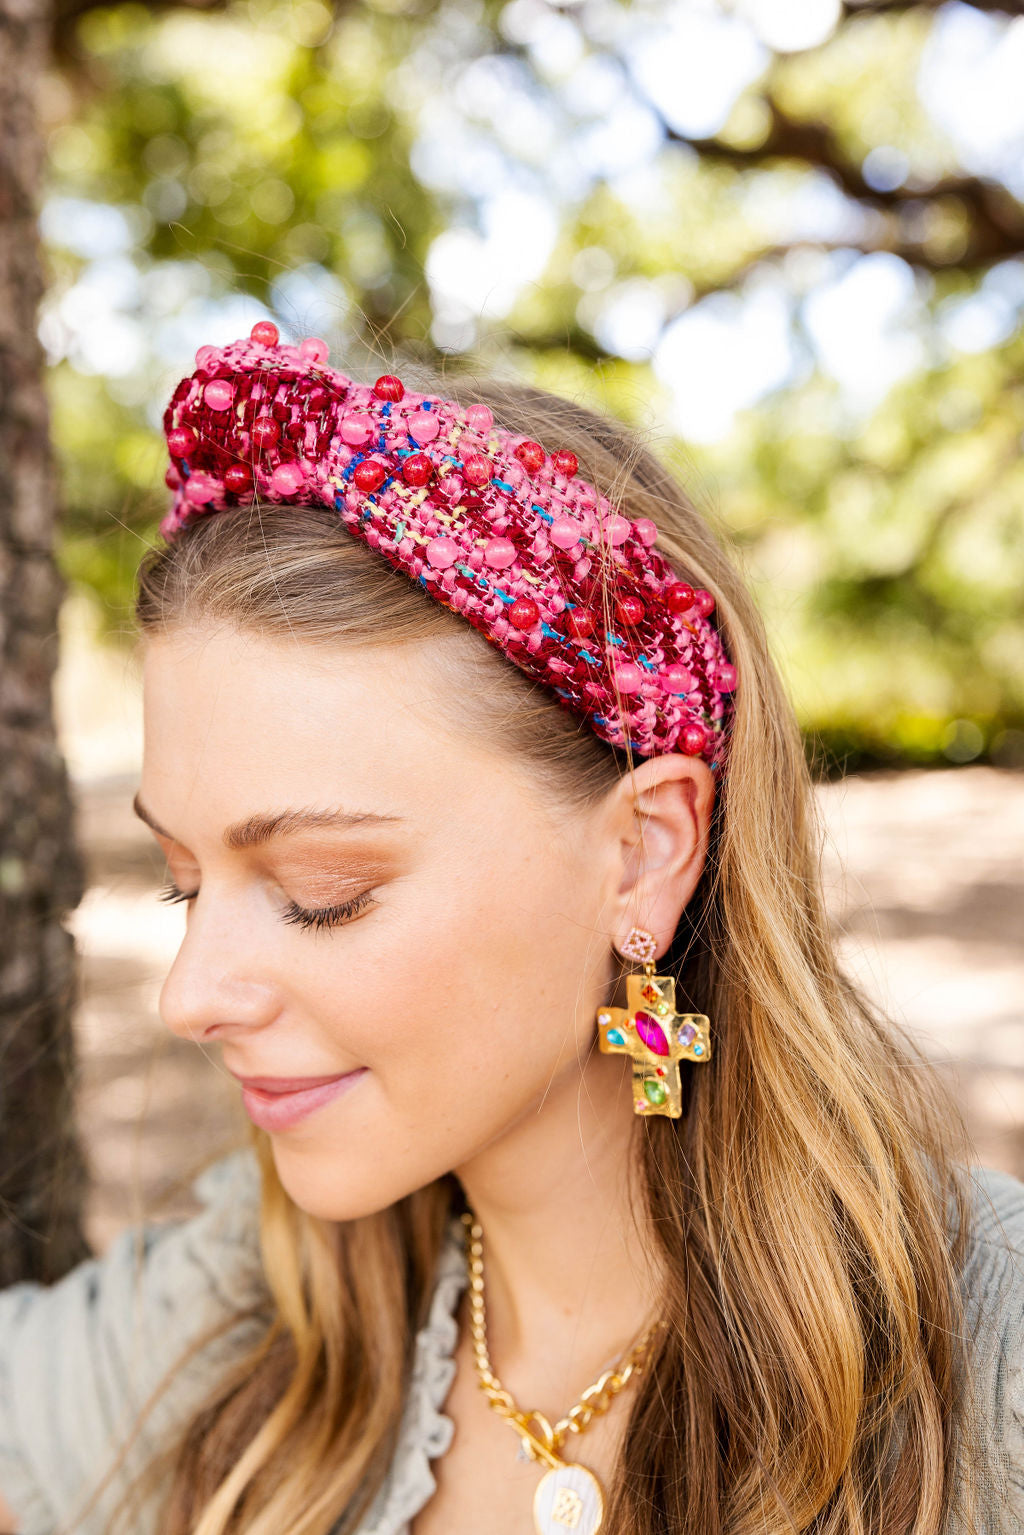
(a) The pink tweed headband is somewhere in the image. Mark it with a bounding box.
[160,323,737,770]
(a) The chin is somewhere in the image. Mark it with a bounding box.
[266,1137,436,1224]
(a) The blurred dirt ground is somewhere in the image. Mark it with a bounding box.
[55,597,1024,1254]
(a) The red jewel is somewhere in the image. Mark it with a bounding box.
[508,597,540,630]
[252,418,281,449]
[515,440,546,474]
[552,449,578,478]
[167,426,198,457]
[463,454,492,487]
[250,320,279,346]
[402,453,433,487]
[353,458,388,492]
[566,607,596,639]
[680,722,707,755]
[666,582,695,615]
[223,464,254,494]
[615,596,645,626]
[693,588,715,617]
[373,375,404,402]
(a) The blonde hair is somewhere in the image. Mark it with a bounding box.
[94,373,985,1533]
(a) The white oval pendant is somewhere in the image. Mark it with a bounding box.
[533,1461,605,1534]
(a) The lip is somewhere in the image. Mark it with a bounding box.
[238,1070,367,1131]
[232,1073,351,1093]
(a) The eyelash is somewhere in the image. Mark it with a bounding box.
[156,881,376,933]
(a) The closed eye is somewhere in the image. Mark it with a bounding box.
[156,881,377,933]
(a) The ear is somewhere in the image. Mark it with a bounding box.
[602,754,716,962]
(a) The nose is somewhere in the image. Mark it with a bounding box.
[159,892,281,1044]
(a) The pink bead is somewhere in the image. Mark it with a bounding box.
[549,516,584,551]
[270,463,305,495]
[465,403,494,433]
[694,588,715,617]
[425,536,459,569]
[612,662,643,693]
[660,664,695,694]
[341,413,375,447]
[633,517,659,547]
[299,337,329,363]
[194,345,218,369]
[183,472,217,505]
[483,537,517,569]
[715,663,738,693]
[250,320,279,346]
[680,722,707,755]
[203,379,234,411]
[604,515,631,546]
[407,411,440,445]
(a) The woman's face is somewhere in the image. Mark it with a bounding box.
[139,622,659,1220]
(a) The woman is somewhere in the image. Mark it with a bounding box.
[0,325,1020,1535]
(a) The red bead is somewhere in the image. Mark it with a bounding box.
[250,320,279,346]
[167,426,198,457]
[402,453,433,487]
[680,722,707,755]
[353,458,388,492]
[566,607,596,639]
[508,596,540,630]
[224,464,254,495]
[515,440,546,473]
[251,417,281,449]
[164,466,180,490]
[552,449,578,478]
[463,454,492,487]
[693,588,715,617]
[615,596,645,626]
[666,582,695,615]
[374,374,404,402]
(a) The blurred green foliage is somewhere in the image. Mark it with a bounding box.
[39,0,1024,774]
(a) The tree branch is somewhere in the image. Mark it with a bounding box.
[663,98,1024,269]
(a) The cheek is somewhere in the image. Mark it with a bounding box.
[354,862,596,1104]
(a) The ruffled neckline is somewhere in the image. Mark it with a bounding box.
[356,1217,468,1534]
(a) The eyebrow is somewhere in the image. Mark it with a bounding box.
[132,793,405,850]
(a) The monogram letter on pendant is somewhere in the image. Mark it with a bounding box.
[533,1463,604,1535]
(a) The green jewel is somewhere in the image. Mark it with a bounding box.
[644,1079,667,1106]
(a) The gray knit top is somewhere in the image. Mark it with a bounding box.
[1,1148,1021,1534]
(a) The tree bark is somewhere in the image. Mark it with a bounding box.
[0,0,91,1285]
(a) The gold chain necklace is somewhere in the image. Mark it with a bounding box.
[461,1211,663,1535]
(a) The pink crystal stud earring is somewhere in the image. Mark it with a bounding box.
[596,926,711,1118]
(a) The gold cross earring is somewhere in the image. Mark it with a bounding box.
[597,926,711,1118]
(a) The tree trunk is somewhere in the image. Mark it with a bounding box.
[0,0,91,1285]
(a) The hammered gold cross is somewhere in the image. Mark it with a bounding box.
[597,970,710,1118]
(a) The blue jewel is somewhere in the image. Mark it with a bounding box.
[606,1027,626,1046]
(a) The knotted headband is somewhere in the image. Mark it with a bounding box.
[160,323,737,770]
